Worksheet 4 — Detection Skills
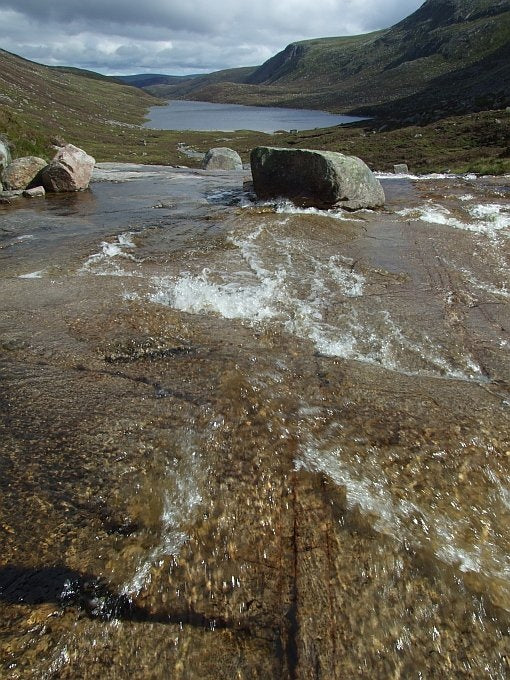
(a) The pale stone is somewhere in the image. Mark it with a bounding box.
[202,147,243,171]
[2,156,47,190]
[394,163,410,174]
[23,186,46,198]
[40,144,95,192]
[0,138,11,171]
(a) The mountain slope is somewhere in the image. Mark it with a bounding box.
[0,49,160,159]
[113,73,202,88]
[149,0,510,119]
[141,66,257,99]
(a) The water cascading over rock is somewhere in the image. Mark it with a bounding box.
[250,146,385,210]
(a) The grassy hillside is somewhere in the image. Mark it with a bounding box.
[147,0,510,120]
[143,66,257,99]
[114,74,202,88]
[0,49,162,160]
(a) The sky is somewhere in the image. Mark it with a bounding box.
[0,0,425,76]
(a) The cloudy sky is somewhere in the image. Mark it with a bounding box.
[0,0,424,75]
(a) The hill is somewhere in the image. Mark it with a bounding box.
[141,66,257,99]
[0,49,161,160]
[143,0,510,121]
[113,73,202,88]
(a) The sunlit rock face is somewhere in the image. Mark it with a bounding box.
[1,156,47,190]
[41,144,95,192]
[0,136,11,171]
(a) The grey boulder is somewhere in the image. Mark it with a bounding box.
[250,146,385,210]
[202,147,243,171]
[1,156,48,190]
[393,163,409,174]
[40,144,95,192]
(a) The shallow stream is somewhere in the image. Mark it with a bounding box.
[0,164,509,678]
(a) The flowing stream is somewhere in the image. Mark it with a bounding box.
[0,164,509,678]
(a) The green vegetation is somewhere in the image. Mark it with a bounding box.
[0,49,161,161]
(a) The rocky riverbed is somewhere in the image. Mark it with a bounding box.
[0,164,509,678]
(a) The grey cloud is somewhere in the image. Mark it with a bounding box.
[0,1,425,74]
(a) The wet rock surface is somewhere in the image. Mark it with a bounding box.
[0,164,509,678]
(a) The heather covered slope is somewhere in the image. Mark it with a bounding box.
[0,49,161,160]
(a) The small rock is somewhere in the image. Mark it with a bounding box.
[0,190,23,204]
[23,186,46,198]
[393,163,409,174]
[50,135,66,147]
[202,147,243,171]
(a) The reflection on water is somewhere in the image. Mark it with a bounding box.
[0,164,509,678]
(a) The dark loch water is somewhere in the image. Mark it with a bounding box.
[143,99,365,132]
[1,165,509,678]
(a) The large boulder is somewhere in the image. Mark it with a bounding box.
[250,146,385,210]
[40,144,95,192]
[1,156,47,190]
[0,137,11,171]
[202,147,243,171]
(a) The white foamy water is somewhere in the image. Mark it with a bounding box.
[271,198,365,221]
[92,164,172,182]
[80,231,142,277]
[150,221,484,381]
[18,269,46,279]
[398,202,510,237]
[375,172,477,181]
[295,439,510,608]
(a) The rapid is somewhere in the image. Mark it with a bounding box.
[0,163,509,678]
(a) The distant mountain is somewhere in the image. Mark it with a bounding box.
[113,73,202,88]
[141,66,257,99]
[139,0,510,120]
